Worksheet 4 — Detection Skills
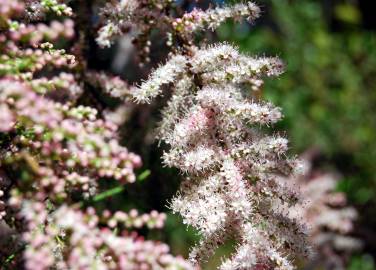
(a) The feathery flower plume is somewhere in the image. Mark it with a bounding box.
[132,41,310,269]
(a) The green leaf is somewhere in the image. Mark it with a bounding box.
[93,186,124,202]
[92,170,151,202]
[137,169,151,182]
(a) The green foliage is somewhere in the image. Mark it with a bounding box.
[348,254,376,270]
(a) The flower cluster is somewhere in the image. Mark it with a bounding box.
[133,41,309,270]
[279,153,362,269]
[96,0,260,63]
[22,202,191,270]
[0,45,77,78]
[0,1,193,269]
[96,0,172,60]
[86,71,136,102]
[25,0,73,18]
[0,79,141,198]
[96,0,139,48]
[5,19,74,46]
[173,2,260,37]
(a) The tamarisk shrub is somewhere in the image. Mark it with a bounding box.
[0,0,194,269]
[0,0,319,269]
[129,2,312,270]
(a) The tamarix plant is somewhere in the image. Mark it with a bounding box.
[0,0,315,269]
[0,0,192,269]
[129,2,311,270]
[133,41,310,270]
